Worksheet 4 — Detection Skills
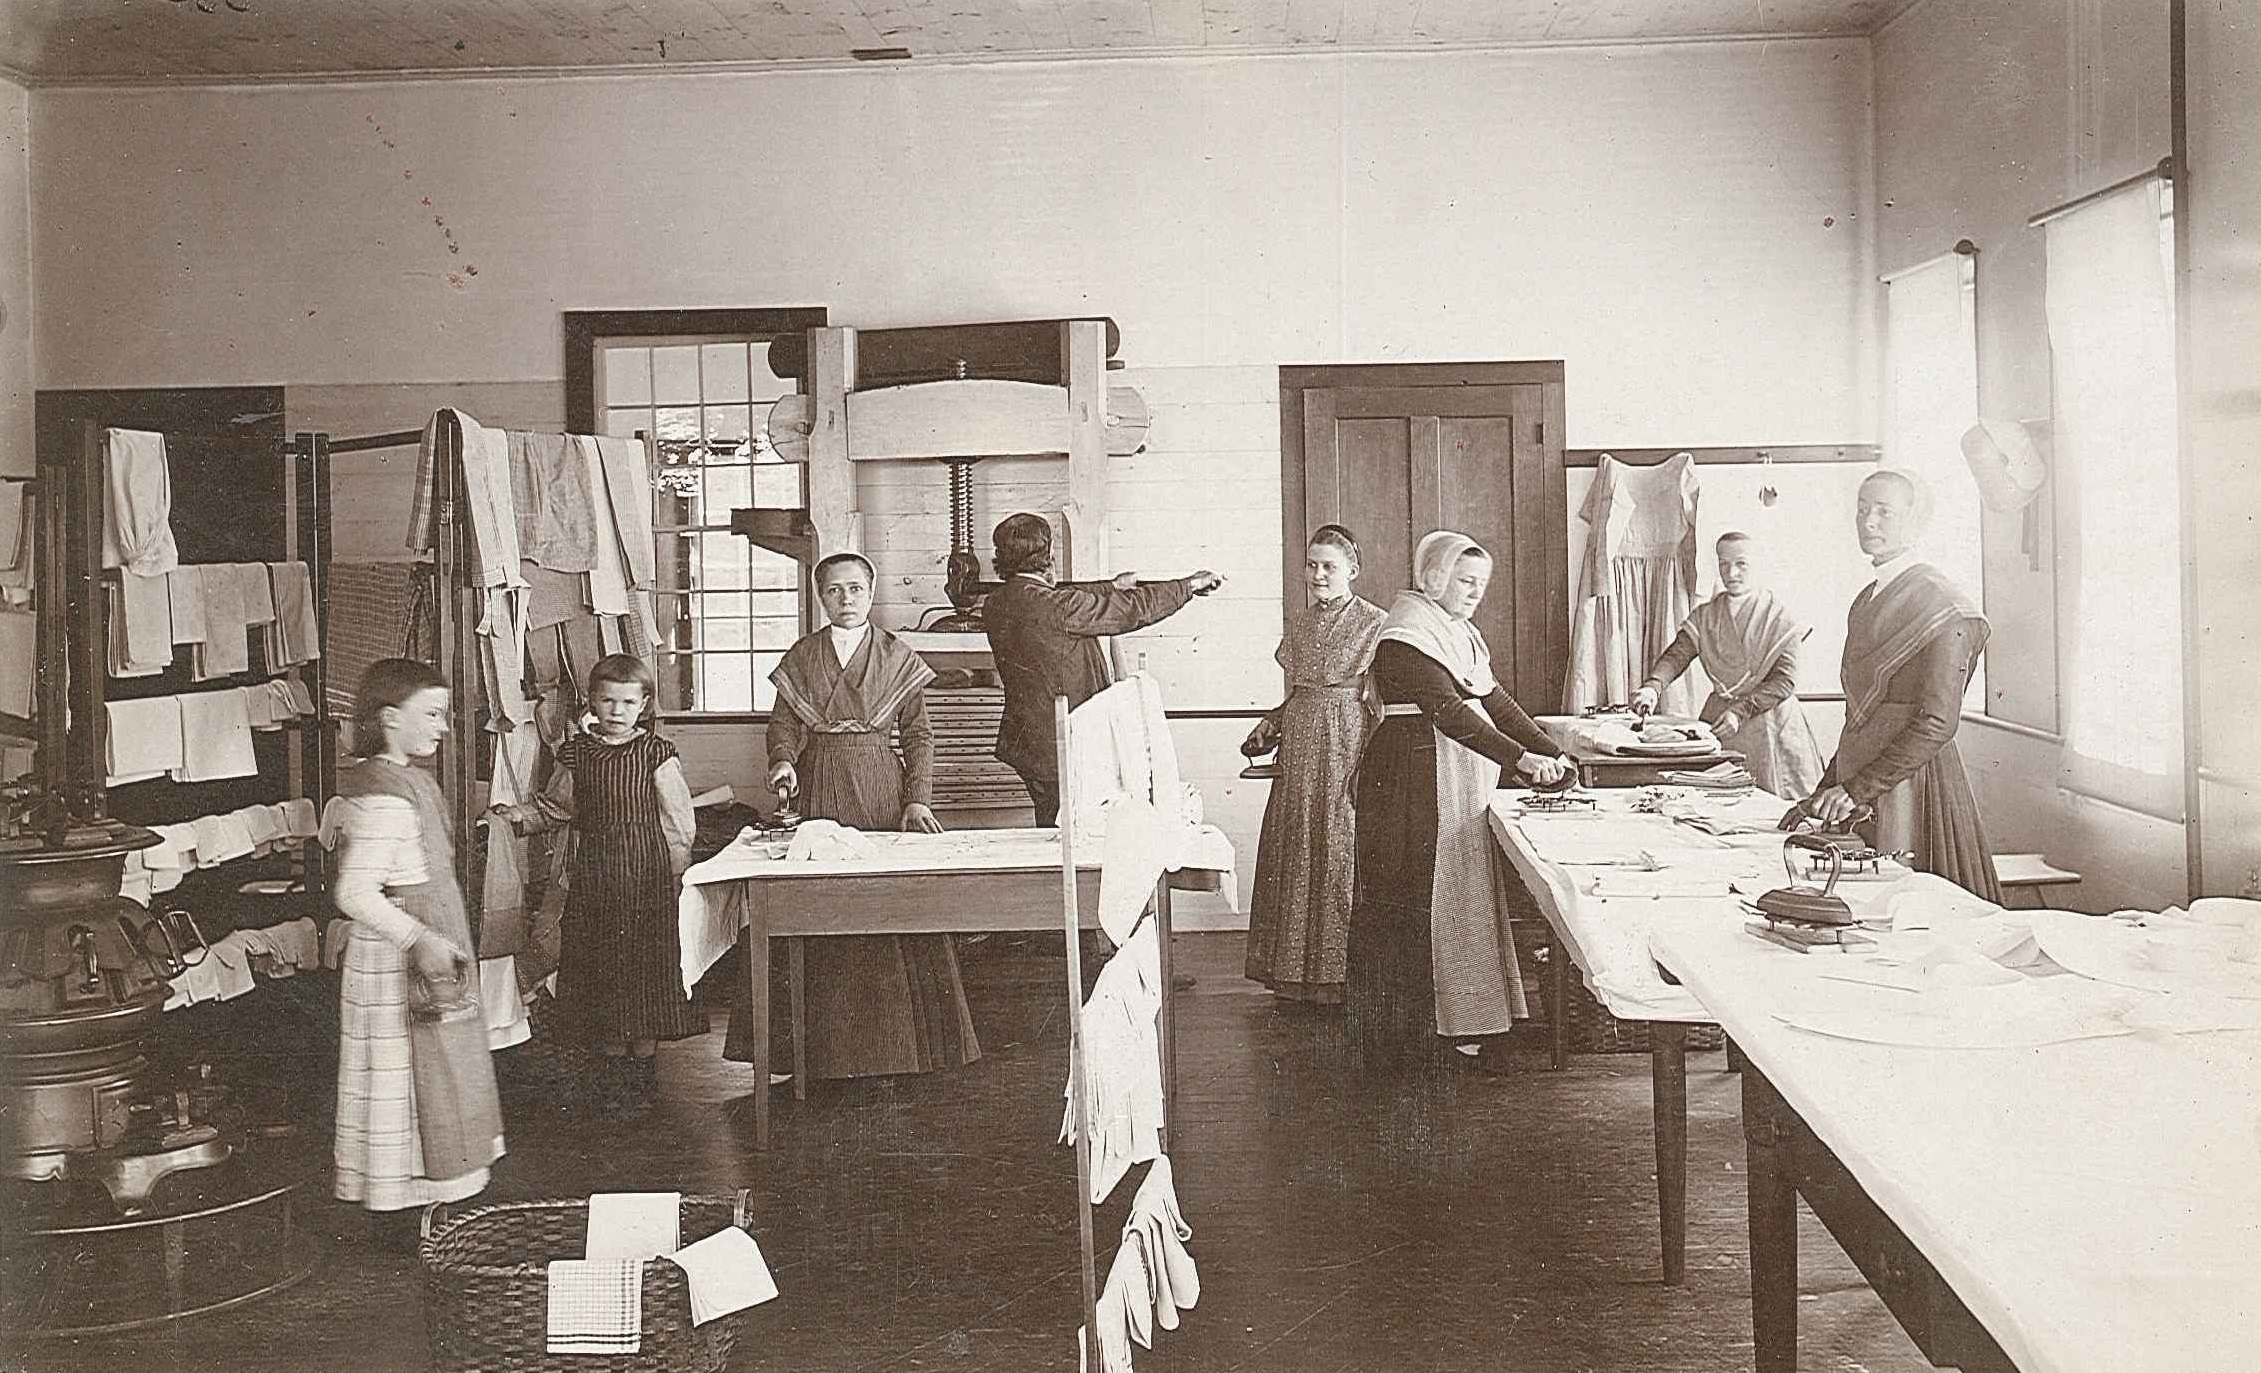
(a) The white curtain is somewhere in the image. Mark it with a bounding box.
[1882,250,1986,701]
[2045,178,2183,816]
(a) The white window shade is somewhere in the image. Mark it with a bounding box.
[1882,249,1986,704]
[2044,177,2183,817]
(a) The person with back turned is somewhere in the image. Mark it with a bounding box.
[980,512,1221,825]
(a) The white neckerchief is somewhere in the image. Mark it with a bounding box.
[1868,549,1921,593]
[827,621,870,668]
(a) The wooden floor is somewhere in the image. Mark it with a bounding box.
[17,934,1932,1373]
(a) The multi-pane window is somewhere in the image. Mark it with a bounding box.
[597,339,804,713]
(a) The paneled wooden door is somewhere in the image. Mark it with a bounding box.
[1279,363,1568,708]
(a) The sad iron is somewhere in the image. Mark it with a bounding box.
[1753,832,1856,928]
[771,784,802,831]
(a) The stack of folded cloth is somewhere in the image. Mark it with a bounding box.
[1658,760,1756,794]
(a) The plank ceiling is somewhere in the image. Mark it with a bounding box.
[2,1,1919,83]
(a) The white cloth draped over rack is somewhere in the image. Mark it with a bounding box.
[100,429,179,578]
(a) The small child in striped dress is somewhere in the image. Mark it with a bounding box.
[495,654,700,1117]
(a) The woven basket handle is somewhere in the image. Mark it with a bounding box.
[731,1189,751,1230]
[420,1200,450,1243]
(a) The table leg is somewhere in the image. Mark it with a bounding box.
[1548,938,1569,1072]
[746,891,772,1151]
[1651,1022,1687,1286]
[1742,1068,1799,1373]
[788,937,808,1102]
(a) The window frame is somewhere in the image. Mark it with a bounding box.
[565,307,827,722]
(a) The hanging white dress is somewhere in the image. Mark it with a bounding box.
[1565,453,1702,715]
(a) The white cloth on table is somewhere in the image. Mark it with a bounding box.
[783,819,878,863]
[1062,920,1164,1204]
[544,1258,643,1356]
[105,695,185,786]
[192,561,251,679]
[101,429,179,577]
[676,841,754,997]
[173,688,257,782]
[666,1224,779,1326]
[167,566,207,643]
[586,1192,681,1261]
[1124,1156,1198,1331]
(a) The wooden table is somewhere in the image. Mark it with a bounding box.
[1488,792,1789,1285]
[680,829,1228,1149]
[1651,920,2261,1373]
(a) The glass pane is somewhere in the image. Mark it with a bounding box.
[700,343,750,402]
[704,405,752,445]
[704,465,752,512]
[654,406,700,445]
[698,532,748,590]
[750,343,789,400]
[749,547,801,591]
[748,589,800,619]
[652,345,701,405]
[701,618,751,651]
[605,406,653,440]
[752,464,803,508]
[601,346,652,406]
[750,616,802,650]
[699,654,755,713]
[702,591,749,619]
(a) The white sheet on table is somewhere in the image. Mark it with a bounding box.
[2029,912,2261,1001]
[1774,974,2261,1048]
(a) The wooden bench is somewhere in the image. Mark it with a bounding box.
[1992,852,2082,907]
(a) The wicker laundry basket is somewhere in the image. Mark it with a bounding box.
[419,1192,753,1373]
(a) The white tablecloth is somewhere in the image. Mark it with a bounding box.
[1652,919,2261,1373]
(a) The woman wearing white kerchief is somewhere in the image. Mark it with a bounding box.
[1346,531,1571,1073]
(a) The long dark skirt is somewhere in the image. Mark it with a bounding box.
[723,732,980,1078]
[1344,717,1445,1065]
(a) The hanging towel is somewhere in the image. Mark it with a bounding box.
[1062,921,1165,1204]
[166,566,208,643]
[233,562,276,625]
[193,563,251,679]
[106,582,167,678]
[121,572,175,670]
[478,587,534,728]
[666,1225,780,1326]
[174,689,257,782]
[236,803,286,849]
[1125,1157,1199,1331]
[266,561,320,665]
[522,563,587,631]
[0,479,24,571]
[105,696,185,786]
[278,797,320,839]
[508,430,600,573]
[590,435,657,590]
[574,437,633,615]
[544,1259,643,1356]
[586,1192,682,1262]
[1098,794,1166,946]
[100,429,179,577]
[0,611,29,717]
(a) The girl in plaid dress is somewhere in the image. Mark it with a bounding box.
[327,659,504,1232]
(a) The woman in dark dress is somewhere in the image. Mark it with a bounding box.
[1346,530,1572,1073]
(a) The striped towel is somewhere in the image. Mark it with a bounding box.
[546,1259,642,1355]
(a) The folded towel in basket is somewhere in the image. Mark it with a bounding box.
[586,1191,681,1262]
[667,1225,779,1326]
[546,1258,643,1355]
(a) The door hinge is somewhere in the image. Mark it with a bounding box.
[1536,420,1545,445]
